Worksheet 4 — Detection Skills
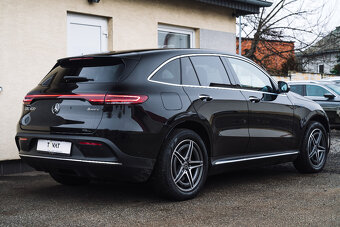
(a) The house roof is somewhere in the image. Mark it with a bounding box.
[195,0,272,15]
[300,26,340,57]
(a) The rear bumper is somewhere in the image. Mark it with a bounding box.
[15,133,155,182]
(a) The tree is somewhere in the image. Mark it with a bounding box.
[239,0,332,75]
[330,56,340,75]
[281,55,298,75]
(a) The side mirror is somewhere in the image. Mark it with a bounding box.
[324,93,335,99]
[278,81,290,93]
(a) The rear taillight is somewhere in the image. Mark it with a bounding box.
[23,94,147,105]
[23,97,33,105]
[105,95,148,104]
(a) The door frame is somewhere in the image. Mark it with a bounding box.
[67,12,109,56]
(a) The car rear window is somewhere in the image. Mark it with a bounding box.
[151,59,181,84]
[40,58,126,86]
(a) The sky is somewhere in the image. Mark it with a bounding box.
[324,0,340,31]
[238,0,340,47]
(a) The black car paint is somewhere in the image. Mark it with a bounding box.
[16,49,330,182]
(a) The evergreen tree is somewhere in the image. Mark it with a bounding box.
[330,56,340,75]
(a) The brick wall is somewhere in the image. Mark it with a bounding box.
[236,38,295,75]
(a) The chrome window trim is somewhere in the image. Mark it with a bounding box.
[147,53,287,96]
[213,151,299,166]
[19,154,122,166]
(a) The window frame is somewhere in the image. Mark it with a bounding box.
[147,53,280,96]
[180,57,201,86]
[150,58,181,85]
[158,24,195,48]
[225,56,278,93]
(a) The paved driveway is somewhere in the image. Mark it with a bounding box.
[1,132,339,226]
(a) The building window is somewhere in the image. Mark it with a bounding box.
[158,25,195,49]
[319,64,324,74]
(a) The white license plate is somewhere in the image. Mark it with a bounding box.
[37,139,72,155]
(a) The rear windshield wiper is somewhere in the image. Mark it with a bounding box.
[63,76,94,83]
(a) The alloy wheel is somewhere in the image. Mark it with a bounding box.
[170,139,204,192]
[307,128,327,168]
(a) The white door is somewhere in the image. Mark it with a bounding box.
[67,13,108,57]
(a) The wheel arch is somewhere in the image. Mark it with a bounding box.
[308,114,330,133]
[301,112,331,151]
[161,114,213,159]
[171,120,212,158]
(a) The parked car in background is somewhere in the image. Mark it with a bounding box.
[16,49,330,200]
[289,80,340,129]
[321,77,340,83]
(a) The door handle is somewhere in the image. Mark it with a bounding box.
[199,94,213,101]
[249,96,261,103]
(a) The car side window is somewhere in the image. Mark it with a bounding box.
[152,59,180,84]
[189,56,230,86]
[181,57,200,86]
[306,85,329,97]
[228,58,274,92]
[290,85,304,96]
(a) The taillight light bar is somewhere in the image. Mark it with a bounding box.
[79,141,102,146]
[23,94,148,105]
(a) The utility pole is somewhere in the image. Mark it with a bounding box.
[238,16,242,55]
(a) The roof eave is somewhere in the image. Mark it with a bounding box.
[195,0,272,15]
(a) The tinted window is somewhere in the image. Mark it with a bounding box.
[290,85,304,95]
[190,56,230,86]
[152,59,180,84]
[228,58,274,92]
[181,57,200,86]
[325,84,340,95]
[40,59,125,85]
[306,85,329,96]
[40,73,56,86]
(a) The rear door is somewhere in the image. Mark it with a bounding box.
[226,57,295,155]
[181,56,249,159]
[20,57,137,134]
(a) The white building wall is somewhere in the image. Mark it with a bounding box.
[302,52,339,74]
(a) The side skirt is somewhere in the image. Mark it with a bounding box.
[209,151,299,175]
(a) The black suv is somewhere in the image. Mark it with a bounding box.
[289,80,340,129]
[16,49,330,200]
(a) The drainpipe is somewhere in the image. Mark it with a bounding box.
[239,16,242,55]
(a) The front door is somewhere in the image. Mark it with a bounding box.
[182,56,249,159]
[67,13,108,57]
[227,57,295,155]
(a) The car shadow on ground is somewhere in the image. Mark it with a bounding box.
[17,162,304,204]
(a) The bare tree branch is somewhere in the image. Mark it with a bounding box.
[239,0,333,75]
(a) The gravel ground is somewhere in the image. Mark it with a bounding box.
[0,132,339,226]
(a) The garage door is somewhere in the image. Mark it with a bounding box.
[67,13,108,57]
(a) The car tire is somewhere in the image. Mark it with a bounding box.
[49,172,90,186]
[294,121,329,173]
[152,129,208,201]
